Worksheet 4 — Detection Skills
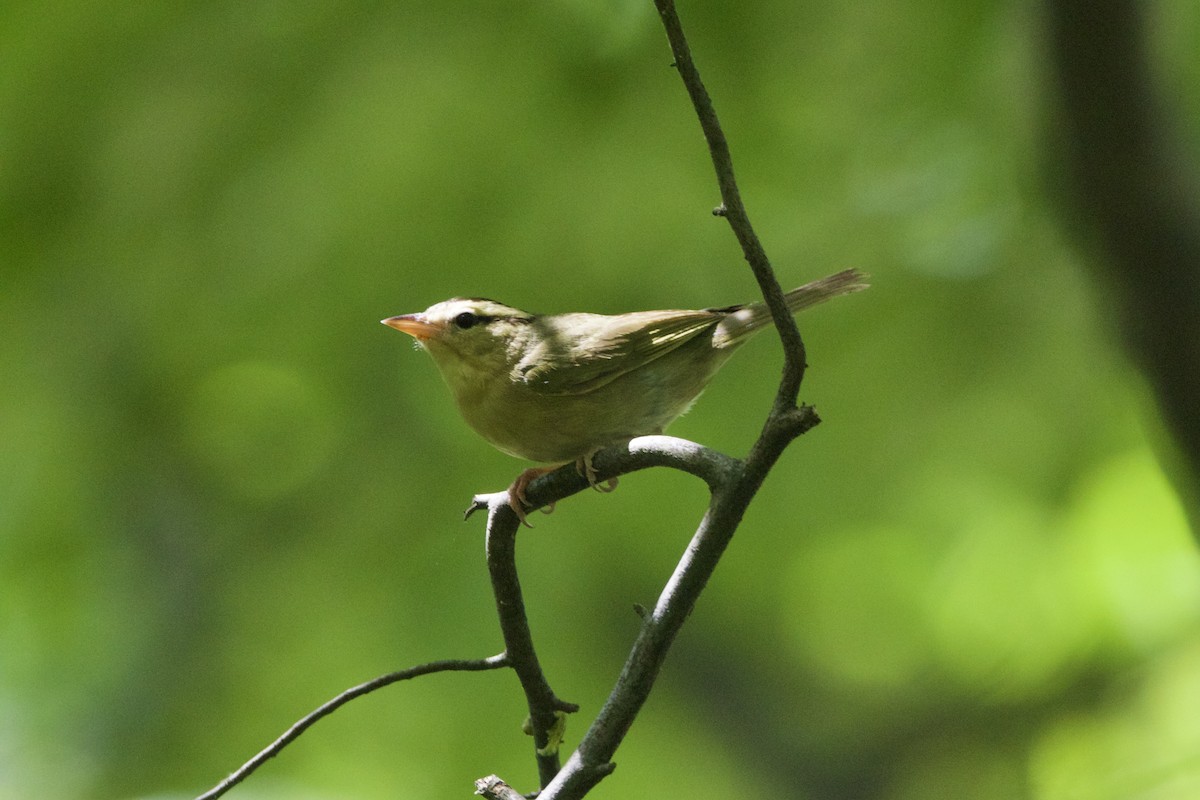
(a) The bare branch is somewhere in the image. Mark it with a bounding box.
[194,655,509,800]
[653,0,806,409]
[201,3,850,799]
[470,437,746,798]
[481,495,580,789]
[524,4,843,797]
[466,436,741,523]
[475,775,530,800]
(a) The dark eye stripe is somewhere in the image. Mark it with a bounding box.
[453,311,488,329]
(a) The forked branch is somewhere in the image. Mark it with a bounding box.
[488,3,831,798]
[196,4,837,799]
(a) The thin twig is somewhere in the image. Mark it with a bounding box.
[195,654,509,800]
[653,0,807,409]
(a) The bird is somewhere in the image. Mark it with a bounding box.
[383,268,867,525]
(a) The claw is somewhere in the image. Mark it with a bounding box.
[575,452,598,484]
[505,453,618,527]
[507,465,557,528]
[575,451,619,493]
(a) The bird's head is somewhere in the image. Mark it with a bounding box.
[382,298,533,380]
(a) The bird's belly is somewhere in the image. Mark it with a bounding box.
[453,369,709,464]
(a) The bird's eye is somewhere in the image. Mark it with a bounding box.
[453,311,480,329]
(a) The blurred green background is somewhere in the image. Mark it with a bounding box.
[3,1,1199,798]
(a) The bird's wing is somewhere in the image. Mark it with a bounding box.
[514,309,722,395]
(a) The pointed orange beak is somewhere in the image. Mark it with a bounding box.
[381,314,442,341]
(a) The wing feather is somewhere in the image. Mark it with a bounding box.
[513,310,722,395]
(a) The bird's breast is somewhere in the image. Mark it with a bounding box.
[437,344,730,464]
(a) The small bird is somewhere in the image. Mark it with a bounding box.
[383,268,867,524]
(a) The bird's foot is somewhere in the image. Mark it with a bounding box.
[507,465,558,528]
[576,451,619,494]
[507,455,617,527]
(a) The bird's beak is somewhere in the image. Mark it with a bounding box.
[381,314,442,341]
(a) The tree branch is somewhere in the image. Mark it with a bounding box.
[500,6,837,795]
[480,494,581,789]
[465,435,741,523]
[194,655,510,800]
[653,0,807,409]
[199,4,847,799]
[466,435,740,795]
[474,775,531,800]
[538,480,753,799]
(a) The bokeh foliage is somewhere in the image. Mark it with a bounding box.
[3,1,1199,798]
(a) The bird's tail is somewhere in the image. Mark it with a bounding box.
[713,268,869,347]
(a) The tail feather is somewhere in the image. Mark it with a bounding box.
[713,268,868,347]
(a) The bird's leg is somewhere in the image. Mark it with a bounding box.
[507,454,617,527]
[507,465,558,528]
[576,450,618,494]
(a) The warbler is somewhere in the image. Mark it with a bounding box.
[384,268,867,523]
